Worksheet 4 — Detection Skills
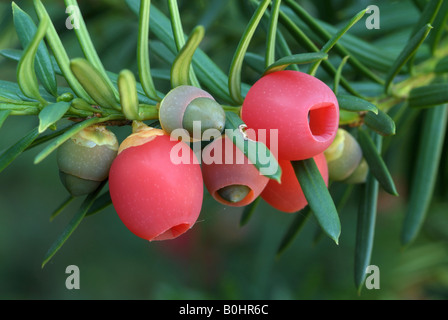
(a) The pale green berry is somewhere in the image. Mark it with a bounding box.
[324,128,362,181]
[57,125,118,196]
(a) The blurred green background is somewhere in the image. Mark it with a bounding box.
[1,0,448,300]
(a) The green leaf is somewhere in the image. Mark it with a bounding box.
[228,0,271,104]
[240,196,261,227]
[168,0,200,88]
[16,14,49,104]
[168,0,186,51]
[1,48,61,76]
[0,78,22,101]
[292,158,341,244]
[264,52,328,75]
[427,0,448,53]
[64,0,120,102]
[276,206,312,256]
[336,94,378,114]
[354,167,379,293]
[284,0,383,85]
[339,109,361,125]
[357,128,398,196]
[33,0,93,103]
[291,14,394,73]
[364,109,396,136]
[334,56,350,95]
[313,183,354,245]
[409,0,442,39]
[0,110,11,129]
[137,0,160,101]
[38,101,71,133]
[49,195,75,222]
[27,123,76,151]
[401,104,448,247]
[0,127,39,174]
[245,52,266,74]
[86,191,112,217]
[170,25,205,88]
[224,111,282,182]
[34,116,104,164]
[277,9,363,98]
[308,8,368,77]
[434,56,448,74]
[412,0,427,11]
[407,0,442,71]
[0,49,157,104]
[12,2,57,97]
[275,29,300,72]
[385,24,433,93]
[126,0,233,104]
[42,181,106,268]
[265,0,282,68]
[408,83,448,108]
[321,9,367,54]
[0,101,41,116]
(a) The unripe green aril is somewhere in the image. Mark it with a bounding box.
[343,158,369,184]
[182,97,226,137]
[159,85,226,140]
[324,128,362,181]
[59,171,102,197]
[57,125,119,196]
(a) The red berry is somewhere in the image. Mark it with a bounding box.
[201,135,269,207]
[261,152,329,213]
[108,126,203,241]
[241,70,339,161]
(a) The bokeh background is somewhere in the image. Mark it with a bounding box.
[1,0,448,300]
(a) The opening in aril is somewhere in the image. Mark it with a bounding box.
[307,103,338,142]
[153,223,191,241]
[217,184,251,204]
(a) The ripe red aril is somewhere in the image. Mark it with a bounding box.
[201,135,269,207]
[261,152,329,213]
[108,123,203,241]
[241,70,339,161]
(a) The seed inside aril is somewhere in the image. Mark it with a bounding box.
[217,184,251,203]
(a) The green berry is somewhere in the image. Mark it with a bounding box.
[343,158,369,184]
[159,85,225,140]
[182,97,226,136]
[57,125,118,196]
[59,171,102,197]
[324,128,362,181]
